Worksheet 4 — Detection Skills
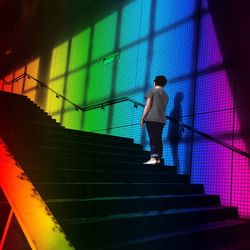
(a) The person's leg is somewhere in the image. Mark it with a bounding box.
[152,122,164,159]
[146,121,158,158]
[145,122,164,164]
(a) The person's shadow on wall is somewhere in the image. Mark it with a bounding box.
[167,92,184,168]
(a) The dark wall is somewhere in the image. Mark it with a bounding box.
[0,0,22,37]
[208,0,250,149]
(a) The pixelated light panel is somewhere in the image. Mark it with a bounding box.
[2,0,250,218]
[191,0,250,218]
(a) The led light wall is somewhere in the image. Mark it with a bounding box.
[191,0,250,218]
[1,58,40,101]
[37,0,197,175]
[191,1,233,206]
[1,0,250,217]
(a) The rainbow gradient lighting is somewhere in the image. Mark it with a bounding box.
[1,0,250,219]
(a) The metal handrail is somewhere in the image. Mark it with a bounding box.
[108,98,250,159]
[4,72,250,159]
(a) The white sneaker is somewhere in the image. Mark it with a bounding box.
[143,158,160,165]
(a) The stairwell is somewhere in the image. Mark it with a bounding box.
[1,91,250,250]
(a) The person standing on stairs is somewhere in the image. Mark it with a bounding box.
[140,75,169,165]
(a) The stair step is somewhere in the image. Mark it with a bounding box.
[106,219,250,250]
[2,111,55,124]
[2,91,248,250]
[25,157,175,172]
[34,182,204,199]
[10,120,63,130]
[28,153,150,167]
[26,157,175,171]
[46,194,220,219]
[60,206,238,249]
[27,168,188,183]
[31,146,149,160]
[27,127,136,146]
[21,119,61,127]
[30,137,143,151]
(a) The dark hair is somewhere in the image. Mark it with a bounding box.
[154,75,167,87]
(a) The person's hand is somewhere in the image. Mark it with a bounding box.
[140,119,145,127]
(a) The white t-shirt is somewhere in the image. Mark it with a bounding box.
[144,87,169,124]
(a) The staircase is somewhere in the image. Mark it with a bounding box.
[1,91,250,250]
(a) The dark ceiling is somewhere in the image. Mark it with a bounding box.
[0,0,22,38]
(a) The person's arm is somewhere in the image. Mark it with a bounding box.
[140,97,152,126]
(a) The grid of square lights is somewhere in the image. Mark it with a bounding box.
[2,0,250,218]
[192,0,234,207]
[191,0,250,217]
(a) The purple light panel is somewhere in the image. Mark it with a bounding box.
[192,0,250,217]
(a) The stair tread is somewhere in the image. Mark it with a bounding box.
[30,127,134,143]
[29,168,184,178]
[32,146,147,156]
[61,206,237,224]
[35,182,200,185]
[33,143,143,151]
[29,159,174,172]
[29,167,184,183]
[30,156,172,167]
[32,145,147,153]
[31,167,178,175]
[21,119,61,126]
[34,181,204,199]
[107,218,250,249]
[46,194,219,203]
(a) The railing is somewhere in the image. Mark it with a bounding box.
[82,97,250,159]
[2,72,250,159]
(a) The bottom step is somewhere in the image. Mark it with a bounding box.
[108,219,250,250]
[61,206,238,249]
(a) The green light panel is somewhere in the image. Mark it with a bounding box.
[63,70,86,129]
[69,29,91,71]
[92,13,117,60]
